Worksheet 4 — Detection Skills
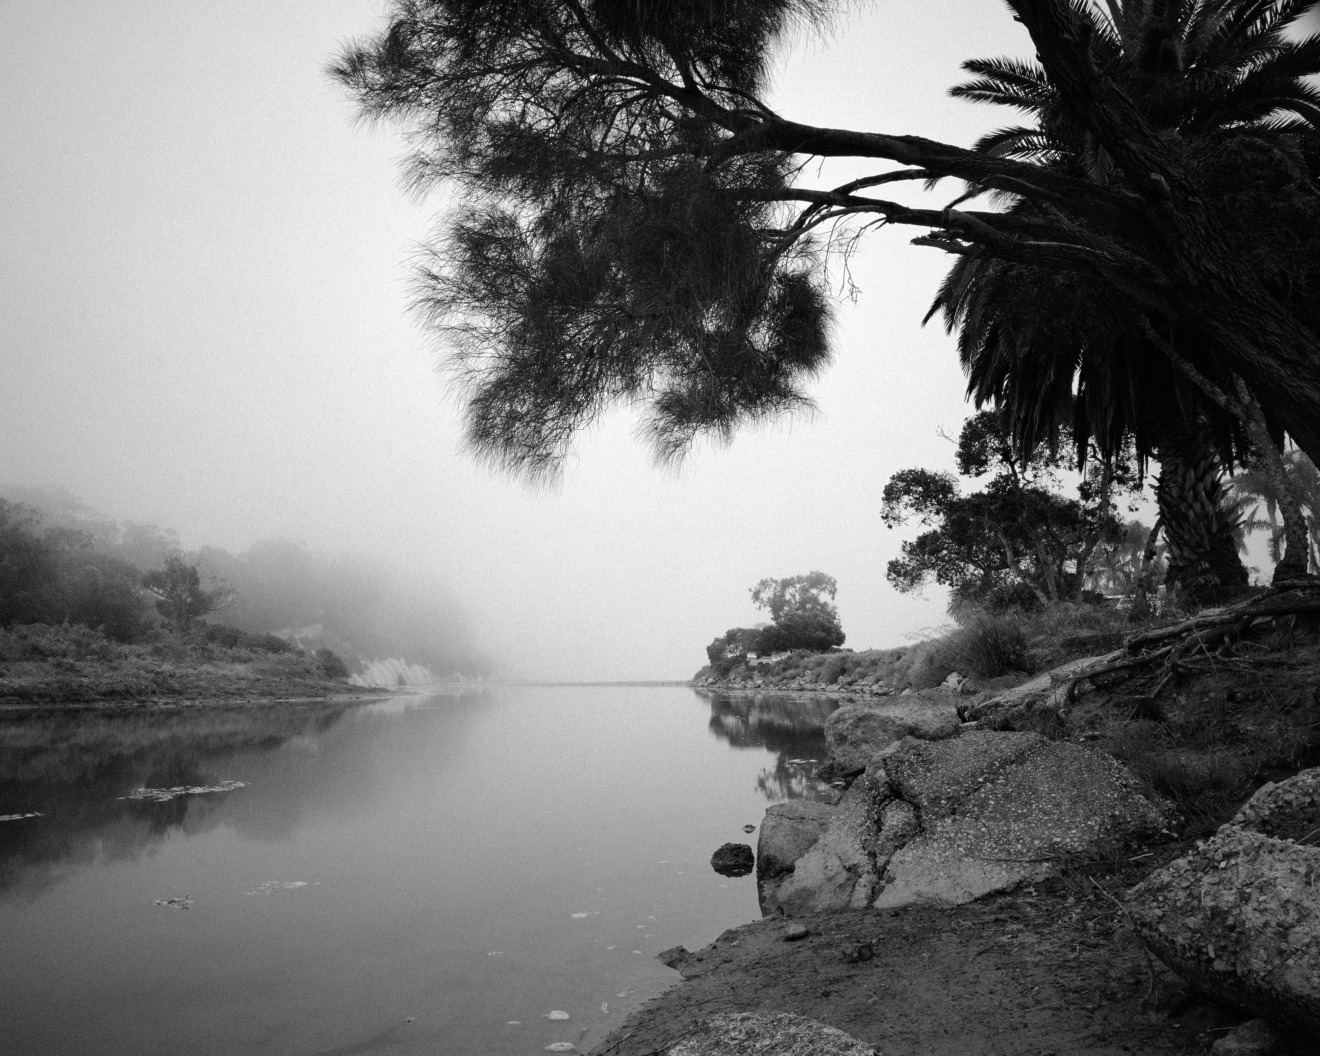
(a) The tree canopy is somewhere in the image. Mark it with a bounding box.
[882,411,1142,607]
[335,0,1320,479]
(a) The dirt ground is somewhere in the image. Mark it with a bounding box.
[591,849,1317,1056]
[590,894,1249,1056]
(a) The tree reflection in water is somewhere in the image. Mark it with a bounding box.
[699,690,838,803]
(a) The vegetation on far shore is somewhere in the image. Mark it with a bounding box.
[0,486,488,695]
[0,622,367,708]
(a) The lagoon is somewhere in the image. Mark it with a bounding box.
[0,686,834,1055]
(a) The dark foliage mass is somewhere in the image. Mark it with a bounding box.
[0,499,151,641]
[334,0,1320,481]
[0,490,487,677]
[882,411,1142,608]
[705,570,844,675]
[335,0,835,480]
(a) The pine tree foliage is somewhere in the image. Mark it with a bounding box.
[334,0,1320,478]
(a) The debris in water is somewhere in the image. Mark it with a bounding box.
[154,896,193,910]
[544,1011,570,1021]
[121,780,246,803]
[506,1021,521,1025]
[545,1045,575,1052]
[600,1002,609,1014]
[570,912,590,919]
[0,813,42,822]
[742,824,755,833]
[486,951,504,957]
[244,880,314,895]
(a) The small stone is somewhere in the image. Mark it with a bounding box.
[710,842,755,877]
[840,941,874,963]
[784,923,810,941]
[1210,1019,1281,1056]
[656,945,691,970]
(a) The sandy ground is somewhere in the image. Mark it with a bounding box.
[590,860,1319,1056]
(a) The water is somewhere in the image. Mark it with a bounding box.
[0,686,835,1055]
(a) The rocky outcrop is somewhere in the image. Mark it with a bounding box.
[823,694,961,772]
[1128,769,1320,1036]
[877,737,1174,908]
[763,777,885,916]
[1230,768,1320,843]
[664,1011,873,1056]
[756,800,835,887]
[760,728,1175,915]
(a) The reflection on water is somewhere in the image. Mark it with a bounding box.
[0,686,836,1055]
[0,700,360,899]
[700,690,838,802]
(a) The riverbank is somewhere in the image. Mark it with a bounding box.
[603,593,1320,1055]
[0,623,382,709]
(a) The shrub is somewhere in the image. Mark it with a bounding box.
[316,648,350,679]
[940,609,1033,679]
[196,623,295,654]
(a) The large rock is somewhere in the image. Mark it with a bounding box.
[763,776,886,916]
[1230,768,1320,843]
[875,740,1175,909]
[885,730,1045,819]
[665,1011,873,1056]
[1128,827,1320,1035]
[1129,768,1320,1035]
[823,694,961,771]
[756,800,835,885]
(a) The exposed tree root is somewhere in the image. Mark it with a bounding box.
[1067,583,1320,701]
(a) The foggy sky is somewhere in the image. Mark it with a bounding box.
[3,2,1040,680]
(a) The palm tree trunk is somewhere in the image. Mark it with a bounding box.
[1152,418,1248,604]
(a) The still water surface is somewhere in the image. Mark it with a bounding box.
[0,686,835,1055]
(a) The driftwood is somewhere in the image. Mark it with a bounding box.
[1066,582,1320,702]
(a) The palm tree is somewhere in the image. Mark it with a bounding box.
[929,0,1320,602]
[1233,447,1320,573]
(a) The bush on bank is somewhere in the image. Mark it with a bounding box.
[695,600,1131,693]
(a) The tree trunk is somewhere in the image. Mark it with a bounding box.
[1152,418,1248,604]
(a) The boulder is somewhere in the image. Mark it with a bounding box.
[709,843,754,877]
[1230,769,1320,843]
[664,1012,873,1056]
[823,694,961,771]
[756,800,835,884]
[763,776,886,916]
[1129,768,1320,1036]
[885,730,1045,819]
[875,740,1174,909]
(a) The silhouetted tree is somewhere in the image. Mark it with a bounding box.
[143,557,231,634]
[750,571,844,652]
[334,0,1320,480]
[883,411,1139,606]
